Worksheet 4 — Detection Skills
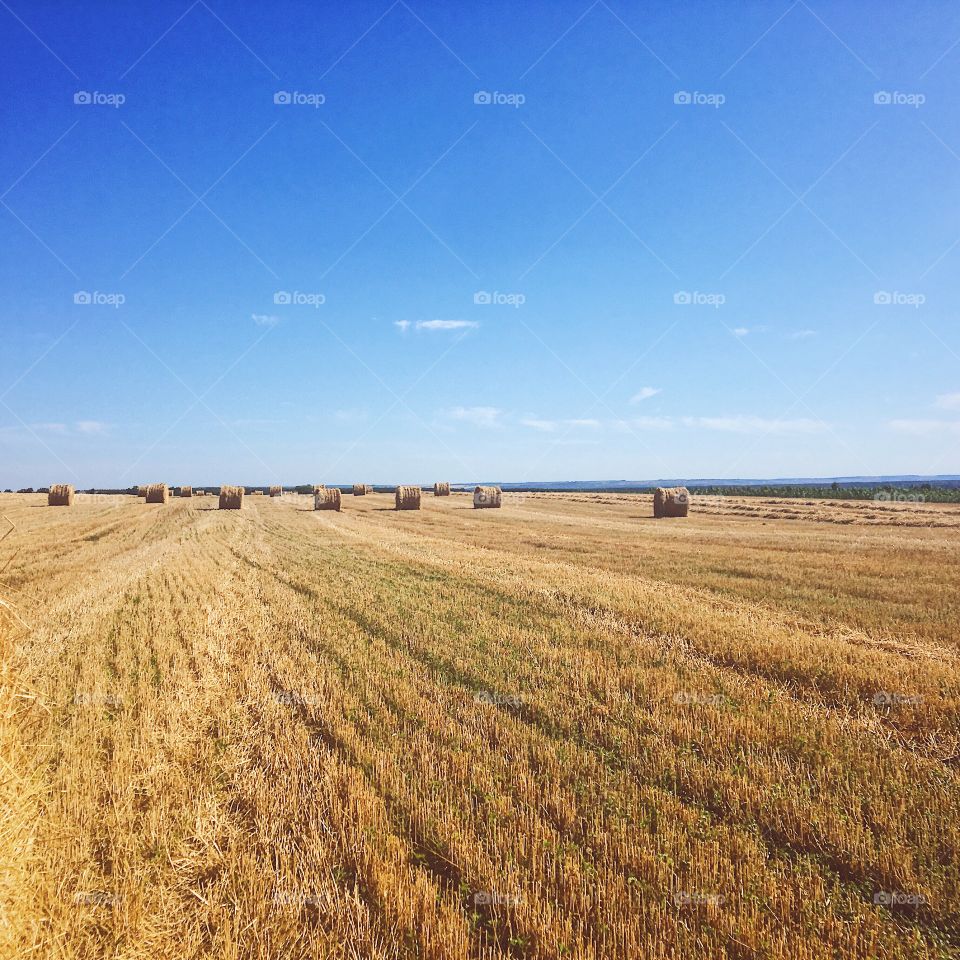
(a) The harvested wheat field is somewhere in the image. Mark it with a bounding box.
[1,490,959,960]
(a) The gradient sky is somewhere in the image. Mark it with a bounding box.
[2,0,959,487]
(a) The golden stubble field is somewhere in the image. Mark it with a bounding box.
[1,490,958,959]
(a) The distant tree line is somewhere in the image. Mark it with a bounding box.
[686,483,960,502]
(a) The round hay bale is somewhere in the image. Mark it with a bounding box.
[433,481,451,496]
[178,485,193,498]
[136,485,148,498]
[145,483,169,504]
[314,488,342,511]
[395,486,421,511]
[219,485,244,510]
[653,486,690,518]
[352,483,371,496]
[269,485,283,497]
[48,483,74,506]
[473,486,502,509]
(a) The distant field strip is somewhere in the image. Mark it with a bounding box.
[2,492,958,959]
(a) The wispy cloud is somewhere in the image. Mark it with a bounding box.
[524,414,824,434]
[521,417,557,432]
[682,415,827,434]
[447,406,501,428]
[394,320,411,332]
[0,421,110,439]
[252,313,280,327]
[509,410,831,436]
[629,387,660,403]
[890,418,960,436]
[732,327,750,337]
[935,392,960,410]
[416,320,478,331]
[788,329,817,340]
[75,420,109,435]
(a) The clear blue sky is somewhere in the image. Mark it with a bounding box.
[2,0,959,487]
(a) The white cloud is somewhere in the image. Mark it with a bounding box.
[394,320,411,332]
[416,320,478,331]
[629,387,660,403]
[75,420,108,435]
[682,415,827,434]
[789,329,817,339]
[890,418,960,436]
[32,422,68,434]
[935,392,960,410]
[520,418,557,432]
[252,313,280,327]
[447,406,501,428]
[516,413,828,435]
[732,327,750,337]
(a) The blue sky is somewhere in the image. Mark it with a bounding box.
[2,0,959,487]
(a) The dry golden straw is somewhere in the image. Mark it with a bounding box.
[653,486,690,518]
[219,485,244,510]
[433,482,451,496]
[178,486,193,498]
[3,490,959,959]
[145,484,169,504]
[395,486,421,510]
[353,484,371,496]
[314,488,342,512]
[47,484,74,507]
[269,486,283,498]
[473,486,502,509]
